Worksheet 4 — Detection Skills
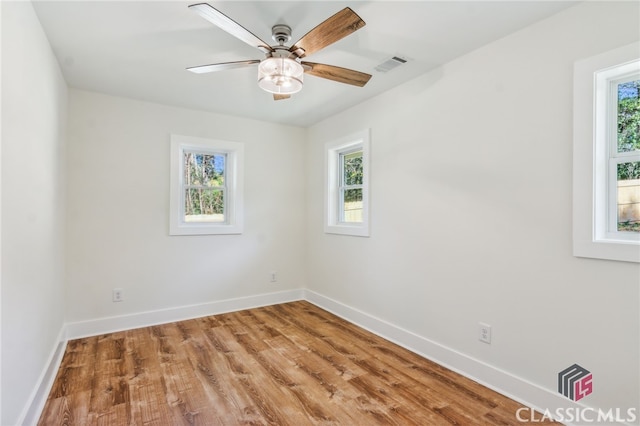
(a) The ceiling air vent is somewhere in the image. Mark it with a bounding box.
[374,56,408,73]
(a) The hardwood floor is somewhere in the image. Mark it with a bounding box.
[38,301,560,425]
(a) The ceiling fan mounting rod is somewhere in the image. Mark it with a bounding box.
[271,24,292,45]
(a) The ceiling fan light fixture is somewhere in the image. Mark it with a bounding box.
[258,57,304,95]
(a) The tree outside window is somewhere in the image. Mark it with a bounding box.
[183,152,226,223]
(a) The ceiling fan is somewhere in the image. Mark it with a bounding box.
[187,3,372,100]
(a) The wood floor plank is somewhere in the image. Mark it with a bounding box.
[39,301,562,425]
[187,331,261,424]
[205,325,307,425]
[48,337,98,399]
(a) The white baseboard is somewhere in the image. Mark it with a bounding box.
[65,288,305,340]
[302,289,606,426]
[19,328,68,426]
[26,288,629,426]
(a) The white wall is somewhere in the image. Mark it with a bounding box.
[306,1,640,419]
[1,2,68,424]
[65,90,307,324]
[4,1,640,424]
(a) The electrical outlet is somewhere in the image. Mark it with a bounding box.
[270,271,277,282]
[113,288,124,302]
[478,322,491,344]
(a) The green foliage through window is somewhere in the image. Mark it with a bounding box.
[342,151,363,202]
[183,152,226,221]
[618,80,640,180]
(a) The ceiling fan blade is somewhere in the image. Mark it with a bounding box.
[302,62,371,87]
[273,94,291,101]
[289,8,365,58]
[187,60,260,74]
[189,3,273,54]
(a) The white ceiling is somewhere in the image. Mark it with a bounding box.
[32,1,577,127]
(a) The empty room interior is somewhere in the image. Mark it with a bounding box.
[2,1,640,425]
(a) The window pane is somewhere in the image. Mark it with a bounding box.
[342,188,363,223]
[184,152,226,187]
[618,80,640,153]
[184,188,225,223]
[617,161,640,232]
[342,151,363,186]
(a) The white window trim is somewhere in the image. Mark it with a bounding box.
[573,42,640,262]
[324,129,370,237]
[170,134,244,235]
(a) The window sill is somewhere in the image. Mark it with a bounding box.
[325,223,370,237]
[169,222,243,236]
[573,234,640,263]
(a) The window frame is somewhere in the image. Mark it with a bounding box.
[170,134,244,236]
[573,42,640,262]
[324,129,370,237]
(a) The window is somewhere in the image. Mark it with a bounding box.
[339,149,364,223]
[325,129,370,236]
[574,42,640,262]
[170,134,244,235]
